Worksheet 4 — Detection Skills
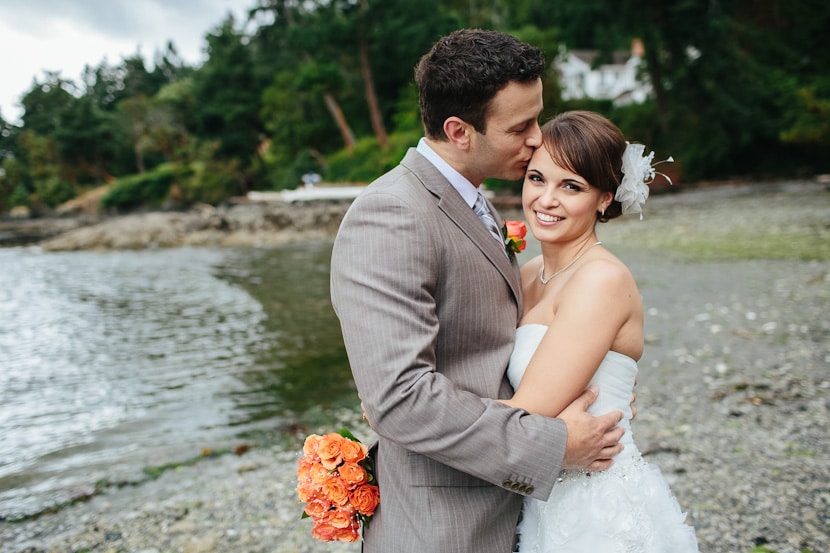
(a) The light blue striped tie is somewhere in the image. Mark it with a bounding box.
[473,192,504,244]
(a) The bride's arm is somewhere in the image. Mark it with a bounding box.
[501,261,632,418]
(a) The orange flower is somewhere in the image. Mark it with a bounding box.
[298,429,376,543]
[303,434,322,459]
[317,433,345,470]
[310,461,330,485]
[312,520,360,542]
[350,483,380,517]
[326,506,356,529]
[303,498,331,519]
[340,437,368,463]
[339,462,368,486]
[297,480,317,503]
[502,220,527,253]
[504,220,526,239]
[321,475,350,506]
[297,456,314,481]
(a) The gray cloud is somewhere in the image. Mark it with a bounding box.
[0,0,252,121]
[0,0,248,47]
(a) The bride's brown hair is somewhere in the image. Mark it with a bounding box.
[541,111,627,222]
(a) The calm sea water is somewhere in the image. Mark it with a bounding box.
[0,243,355,519]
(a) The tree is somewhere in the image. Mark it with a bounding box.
[146,78,198,163]
[355,0,461,145]
[153,41,194,84]
[0,115,21,210]
[268,2,361,152]
[0,114,17,161]
[20,72,77,136]
[192,16,264,164]
[118,95,152,174]
[539,0,830,179]
[54,95,119,184]
[354,0,387,148]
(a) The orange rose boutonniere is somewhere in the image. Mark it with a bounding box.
[297,429,379,542]
[502,220,527,254]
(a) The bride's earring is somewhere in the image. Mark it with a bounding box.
[600,207,605,217]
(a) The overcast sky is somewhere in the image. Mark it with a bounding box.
[0,0,253,124]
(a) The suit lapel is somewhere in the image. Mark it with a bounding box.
[400,150,523,307]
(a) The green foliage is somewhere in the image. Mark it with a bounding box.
[20,73,77,136]
[780,87,830,146]
[34,177,77,208]
[608,102,661,149]
[192,17,263,163]
[325,131,420,184]
[54,95,121,184]
[4,0,829,213]
[15,131,62,197]
[390,84,422,135]
[177,159,244,205]
[0,114,18,160]
[102,164,184,211]
[9,183,30,208]
[0,156,26,210]
[272,149,327,191]
[749,545,813,553]
[84,53,178,112]
[540,0,830,181]
[359,0,463,121]
[260,70,342,164]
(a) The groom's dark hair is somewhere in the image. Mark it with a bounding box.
[415,29,546,140]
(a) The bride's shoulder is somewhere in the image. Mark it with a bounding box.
[569,256,637,292]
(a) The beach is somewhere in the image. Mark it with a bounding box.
[2,179,828,553]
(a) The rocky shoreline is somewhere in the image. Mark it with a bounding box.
[1,180,828,553]
[0,199,353,251]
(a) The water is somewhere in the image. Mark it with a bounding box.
[0,243,355,520]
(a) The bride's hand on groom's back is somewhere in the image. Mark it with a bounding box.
[559,386,624,471]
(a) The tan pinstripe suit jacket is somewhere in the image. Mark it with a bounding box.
[330,149,567,553]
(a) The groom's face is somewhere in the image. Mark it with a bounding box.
[468,78,543,184]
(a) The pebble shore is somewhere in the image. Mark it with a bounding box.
[1,180,828,553]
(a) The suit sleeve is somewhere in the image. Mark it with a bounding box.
[330,190,566,500]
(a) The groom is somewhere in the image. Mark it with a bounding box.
[330,29,624,553]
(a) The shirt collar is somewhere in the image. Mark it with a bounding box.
[416,138,479,208]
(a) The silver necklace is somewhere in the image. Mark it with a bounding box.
[539,241,603,285]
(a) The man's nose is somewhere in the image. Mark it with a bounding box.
[527,121,542,148]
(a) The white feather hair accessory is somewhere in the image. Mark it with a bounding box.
[616,142,674,219]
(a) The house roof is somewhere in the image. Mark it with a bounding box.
[567,50,634,67]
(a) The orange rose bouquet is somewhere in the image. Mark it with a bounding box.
[297,429,379,542]
[502,220,527,254]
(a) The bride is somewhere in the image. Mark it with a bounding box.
[501,111,699,552]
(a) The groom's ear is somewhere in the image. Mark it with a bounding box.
[443,117,472,151]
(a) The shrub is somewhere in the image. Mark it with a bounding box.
[325,131,420,184]
[34,177,77,208]
[177,159,244,205]
[102,164,185,212]
[9,183,30,208]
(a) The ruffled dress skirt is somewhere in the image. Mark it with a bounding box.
[516,453,699,553]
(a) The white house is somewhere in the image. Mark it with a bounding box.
[555,39,651,106]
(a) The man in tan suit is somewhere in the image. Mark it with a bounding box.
[330,29,624,553]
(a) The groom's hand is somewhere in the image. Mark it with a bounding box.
[559,387,624,471]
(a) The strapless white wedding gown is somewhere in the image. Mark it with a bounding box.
[507,324,699,553]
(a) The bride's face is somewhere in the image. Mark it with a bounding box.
[522,146,611,244]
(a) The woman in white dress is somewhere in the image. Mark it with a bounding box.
[500,111,699,552]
